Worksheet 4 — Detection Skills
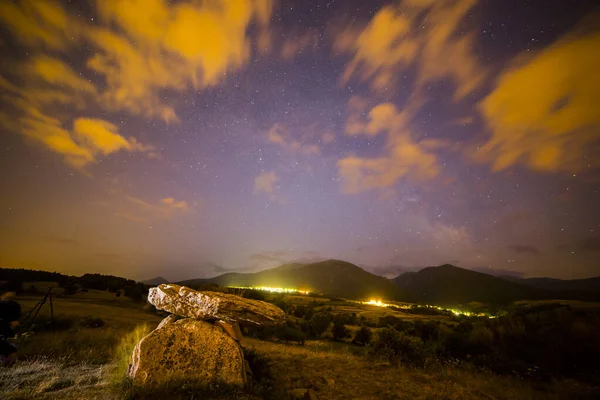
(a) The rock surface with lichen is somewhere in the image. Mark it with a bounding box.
[129,317,247,388]
[148,283,285,326]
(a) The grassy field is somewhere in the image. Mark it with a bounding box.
[1,289,599,399]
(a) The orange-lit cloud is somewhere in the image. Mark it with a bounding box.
[267,124,321,156]
[113,195,194,221]
[90,0,274,122]
[0,0,80,50]
[280,29,319,61]
[0,0,275,169]
[254,171,279,195]
[322,131,335,144]
[16,111,154,168]
[334,0,485,99]
[338,97,440,194]
[476,27,600,172]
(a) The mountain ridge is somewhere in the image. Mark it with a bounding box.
[392,264,600,305]
[180,259,408,300]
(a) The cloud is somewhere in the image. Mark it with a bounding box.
[475,24,600,173]
[0,0,80,50]
[8,107,154,168]
[257,24,320,61]
[89,0,273,122]
[254,171,279,195]
[117,196,193,221]
[280,29,320,61]
[471,267,525,279]
[368,264,421,278]
[250,250,288,264]
[322,131,335,144]
[508,244,541,256]
[337,98,440,193]
[334,0,485,99]
[267,124,321,156]
[0,0,275,166]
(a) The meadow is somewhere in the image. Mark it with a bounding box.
[1,287,599,399]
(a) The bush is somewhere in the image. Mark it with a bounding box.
[242,289,266,301]
[332,319,350,341]
[369,327,427,368]
[276,326,306,345]
[353,325,372,345]
[300,311,332,338]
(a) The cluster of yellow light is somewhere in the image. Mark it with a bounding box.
[228,286,309,294]
[359,299,492,318]
[431,305,491,317]
[364,299,391,307]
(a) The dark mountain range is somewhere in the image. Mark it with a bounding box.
[392,264,548,306]
[392,264,600,305]
[141,277,170,286]
[180,259,406,300]
[515,276,600,293]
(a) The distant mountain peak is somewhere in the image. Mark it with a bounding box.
[141,276,169,285]
[179,259,408,300]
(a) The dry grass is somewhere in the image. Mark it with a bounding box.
[242,337,600,400]
[0,358,110,400]
[109,323,152,385]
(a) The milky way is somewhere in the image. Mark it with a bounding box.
[1,0,599,280]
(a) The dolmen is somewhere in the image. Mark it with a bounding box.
[129,284,285,389]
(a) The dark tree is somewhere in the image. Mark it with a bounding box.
[332,319,350,341]
[353,325,373,345]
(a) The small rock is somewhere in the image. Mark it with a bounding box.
[215,320,243,341]
[156,314,179,329]
[315,376,335,390]
[290,389,309,399]
[304,388,319,400]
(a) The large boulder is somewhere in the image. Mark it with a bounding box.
[130,318,247,388]
[148,284,285,326]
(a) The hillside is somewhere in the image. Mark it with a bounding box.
[392,264,545,306]
[141,277,170,286]
[180,259,407,300]
[518,276,600,293]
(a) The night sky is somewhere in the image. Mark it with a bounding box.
[1,0,599,281]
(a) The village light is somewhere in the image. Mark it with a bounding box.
[228,286,309,294]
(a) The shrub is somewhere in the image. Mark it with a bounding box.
[353,325,372,345]
[302,311,332,338]
[378,315,403,328]
[412,320,440,342]
[369,327,427,368]
[242,289,266,301]
[276,326,306,345]
[293,305,308,318]
[332,319,350,341]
